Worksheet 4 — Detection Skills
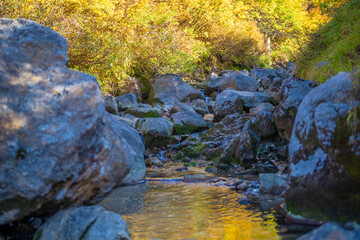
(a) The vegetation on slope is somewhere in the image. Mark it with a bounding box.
[0,0,349,96]
[297,0,360,82]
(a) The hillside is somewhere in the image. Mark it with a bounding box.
[297,0,360,82]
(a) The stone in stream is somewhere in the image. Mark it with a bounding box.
[0,19,145,224]
[286,69,360,221]
[34,206,130,240]
[214,89,243,121]
[125,103,160,118]
[259,173,287,194]
[115,93,138,111]
[183,174,214,182]
[273,78,316,141]
[298,222,360,240]
[104,95,119,115]
[150,74,203,107]
[171,101,208,134]
[137,117,174,148]
[204,73,259,95]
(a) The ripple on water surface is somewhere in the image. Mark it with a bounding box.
[99,181,283,240]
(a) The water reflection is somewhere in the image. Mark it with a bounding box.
[100,182,282,240]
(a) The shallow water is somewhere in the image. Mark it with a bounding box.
[99,181,299,240]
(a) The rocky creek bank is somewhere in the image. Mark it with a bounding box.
[1,19,359,239]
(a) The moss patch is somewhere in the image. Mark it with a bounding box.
[174,123,201,135]
[182,143,206,159]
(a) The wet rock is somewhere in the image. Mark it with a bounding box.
[205,73,259,95]
[34,206,130,240]
[259,173,287,194]
[273,78,316,140]
[286,70,360,221]
[171,102,208,134]
[183,174,213,182]
[191,99,209,115]
[0,19,145,224]
[115,93,137,111]
[104,95,118,115]
[151,74,203,107]
[126,103,160,118]
[236,182,248,190]
[298,222,360,240]
[214,89,243,121]
[98,184,148,215]
[137,118,173,148]
[145,157,164,167]
[259,195,284,212]
[238,196,251,205]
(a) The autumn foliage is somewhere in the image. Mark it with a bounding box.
[0,0,349,96]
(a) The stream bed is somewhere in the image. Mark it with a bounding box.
[99,167,312,240]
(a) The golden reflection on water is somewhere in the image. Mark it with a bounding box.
[99,181,281,240]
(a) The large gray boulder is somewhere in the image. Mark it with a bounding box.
[150,74,203,106]
[34,206,130,240]
[298,222,360,240]
[273,78,316,140]
[214,89,243,121]
[205,73,259,95]
[0,19,145,224]
[171,101,208,134]
[137,117,174,148]
[286,70,360,221]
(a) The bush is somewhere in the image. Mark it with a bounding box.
[1,0,345,96]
